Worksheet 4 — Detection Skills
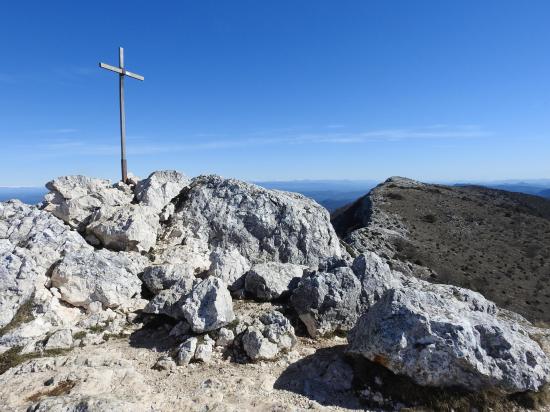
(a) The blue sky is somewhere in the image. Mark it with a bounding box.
[1,1,549,186]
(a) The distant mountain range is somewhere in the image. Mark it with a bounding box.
[255,180,378,211]
[2,179,550,210]
[257,179,550,210]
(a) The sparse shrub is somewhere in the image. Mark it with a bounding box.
[0,347,71,375]
[422,214,437,224]
[386,192,404,200]
[0,297,34,337]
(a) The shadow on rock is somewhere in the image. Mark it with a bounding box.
[128,314,178,352]
[274,345,363,410]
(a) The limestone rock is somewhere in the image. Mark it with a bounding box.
[181,277,235,333]
[28,396,144,412]
[153,355,177,371]
[291,267,362,338]
[0,201,90,352]
[216,327,234,347]
[347,280,550,393]
[0,353,150,411]
[176,337,198,365]
[0,201,89,329]
[207,247,251,290]
[134,170,190,212]
[43,175,133,229]
[351,252,405,307]
[142,263,196,295]
[242,311,296,361]
[157,175,342,273]
[51,249,147,310]
[244,262,305,301]
[143,279,197,319]
[86,204,160,252]
[45,329,73,350]
[195,340,214,363]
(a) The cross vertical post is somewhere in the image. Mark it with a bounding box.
[118,47,127,183]
[99,47,144,183]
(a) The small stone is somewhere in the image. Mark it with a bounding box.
[195,341,213,363]
[216,328,234,347]
[176,337,198,366]
[153,355,176,371]
[87,301,103,314]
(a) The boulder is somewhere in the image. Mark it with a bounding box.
[143,279,197,319]
[244,262,305,301]
[86,204,160,252]
[144,277,234,333]
[291,267,362,338]
[347,280,550,393]
[242,311,296,361]
[180,277,235,333]
[51,249,148,310]
[134,170,190,212]
[43,175,133,229]
[142,263,196,295]
[156,175,342,273]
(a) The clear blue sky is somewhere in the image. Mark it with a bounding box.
[1,0,549,186]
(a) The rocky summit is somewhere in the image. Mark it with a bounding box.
[1,171,550,411]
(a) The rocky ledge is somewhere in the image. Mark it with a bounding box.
[1,170,549,411]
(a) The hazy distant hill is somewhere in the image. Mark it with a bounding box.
[255,180,377,211]
[332,177,550,323]
[458,181,550,198]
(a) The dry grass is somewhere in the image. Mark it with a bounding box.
[0,297,34,336]
[26,379,76,402]
[0,347,71,376]
[333,181,550,323]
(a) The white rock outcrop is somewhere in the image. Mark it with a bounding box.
[134,170,190,212]
[86,204,160,252]
[156,175,342,276]
[43,175,133,229]
[51,249,148,311]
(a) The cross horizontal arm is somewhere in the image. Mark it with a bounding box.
[125,71,144,81]
[99,62,122,74]
[99,63,144,81]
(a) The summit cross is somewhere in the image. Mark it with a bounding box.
[99,47,144,183]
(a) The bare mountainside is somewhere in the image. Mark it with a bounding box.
[332,176,550,324]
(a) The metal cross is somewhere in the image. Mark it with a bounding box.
[99,47,144,183]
